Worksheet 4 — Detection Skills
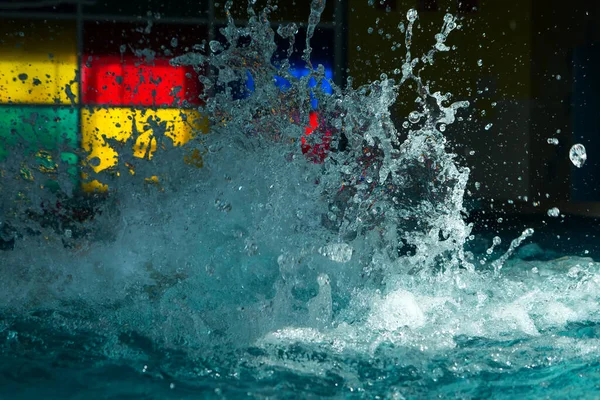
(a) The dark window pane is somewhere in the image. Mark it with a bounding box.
[84,21,208,57]
[375,0,397,11]
[457,0,478,13]
[0,0,75,14]
[417,0,438,12]
[84,0,208,19]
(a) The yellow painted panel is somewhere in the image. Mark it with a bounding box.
[81,107,209,192]
[0,21,78,105]
[0,58,78,104]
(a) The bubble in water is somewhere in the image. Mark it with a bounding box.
[569,143,587,168]
[547,207,560,217]
[407,8,418,22]
[547,138,559,145]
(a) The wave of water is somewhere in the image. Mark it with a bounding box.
[1,2,599,398]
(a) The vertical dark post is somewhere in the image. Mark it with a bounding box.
[76,0,84,192]
[334,0,348,88]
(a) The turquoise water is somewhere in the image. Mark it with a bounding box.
[2,3,600,399]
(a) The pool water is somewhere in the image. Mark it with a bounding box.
[1,2,600,399]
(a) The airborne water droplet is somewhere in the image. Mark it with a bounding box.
[477,59,483,67]
[407,9,418,22]
[209,40,223,53]
[485,123,493,131]
[569,143,587,168]
[547,207,560,217]
[408,111,421,123]
[547,138,559,145]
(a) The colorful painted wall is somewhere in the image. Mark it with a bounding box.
[0,17,209,193]
[0,1,341,194]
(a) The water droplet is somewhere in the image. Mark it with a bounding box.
[493,236,502,245]
[439,123,446,132]
[547,207,560,217]
[170,37,178,47]
[556,75,561,81]
[485,123,493,131]
[368,27,374,34]
[477,59,483,67]
[407,9,418,22]
[408,111,421,123]
[547,138,559,145]
[209,40,223,53]
[569,143,587,168]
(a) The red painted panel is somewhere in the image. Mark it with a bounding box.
[82,56,202,107]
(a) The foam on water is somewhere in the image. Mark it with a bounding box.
[0,2,599,397]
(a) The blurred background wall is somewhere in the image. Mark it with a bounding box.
[0,0,598,217]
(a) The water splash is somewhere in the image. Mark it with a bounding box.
[0,3,599,398]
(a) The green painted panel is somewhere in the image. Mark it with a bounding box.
[0,106,79,189]
[0,106,77,157]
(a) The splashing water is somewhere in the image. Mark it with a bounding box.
[1,3,600,399]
